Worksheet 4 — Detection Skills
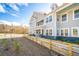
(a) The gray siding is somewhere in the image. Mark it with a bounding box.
[56,4,79,37]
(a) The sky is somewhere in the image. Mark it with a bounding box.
[0,3,63,26]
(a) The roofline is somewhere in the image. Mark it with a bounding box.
[56,3,73,12]
[30,3,74,21]
[46,3,73,16]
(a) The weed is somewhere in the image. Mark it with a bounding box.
[13,40,21,54]
[1,39,9,51]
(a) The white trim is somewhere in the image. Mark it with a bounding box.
[56,28,61,36]
[48,29,53,36]
[45,15,53,24]
[56,4,73,12]
[60,28,69,37]
[71,27,79,37]
[73,9,79,20]
[61,13,68,23]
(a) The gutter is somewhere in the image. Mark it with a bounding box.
[56,3,73,12]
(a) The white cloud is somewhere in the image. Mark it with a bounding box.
[9,4,19,11]
[6,3,28,17]
[22,3,28,6]
[22,23,29,27]
[17,3,28,7]
[0,4,6,13]
[12,22,20,26]
[10,13,19,17]
[0,20,19,26]
[0,20,11,25]
[0,4,20,17]
[0,20,29,27]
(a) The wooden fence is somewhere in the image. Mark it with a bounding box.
[25,35,79,56]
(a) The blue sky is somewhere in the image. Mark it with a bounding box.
[0,3,62,26]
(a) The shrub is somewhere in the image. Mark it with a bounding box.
[1,39,9,51]
[76,39,79,44]
[13,40,21,54]
[56,36,64,41]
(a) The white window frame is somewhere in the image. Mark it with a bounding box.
[49,16,52,22]
[61,28,69,37]
[61,28,64,36]
[46,17,48,23]
[71,27,79,37]
[61,13,68,23]
[46,29,48,35]
[56,29,60,36]
[73,9,79,20]
[49,29,52,36]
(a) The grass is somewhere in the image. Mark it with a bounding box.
[1,39,9,51]
[0,38,22,55]
[12,40,21,54]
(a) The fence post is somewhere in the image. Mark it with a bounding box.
[35,36,38,43]
[36,36,37,42]
[33,37,34,40]
[49,39,52,56]
[67,43,73,56]
[41,39,43,46]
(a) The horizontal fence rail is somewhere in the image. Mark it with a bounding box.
[25,35,79,56]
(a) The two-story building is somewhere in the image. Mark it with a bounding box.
[30,3,79,38]
[56,3,79,37]
[29,11,46,35]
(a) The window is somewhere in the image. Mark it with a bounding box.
[40,20,44,25]
[36,20,44,26]
[72,29,78,37]
[61,30,64,36]
[42,29,44,35]
[46,16,52,23]
[57,18,59,21]
[38,30,41,34]
[46,18,48,23]
[62,14,67,22]
[36,30,38,34]
[74,9,79,19]
[61,28,69,37]
[57,30,60,36]
[57,15,60,21]
[46,30,48,35]
[49,16,52,22]
[49,29,52,36]
[64,29,68,36]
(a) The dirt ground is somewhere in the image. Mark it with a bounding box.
[0,37,61,56]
